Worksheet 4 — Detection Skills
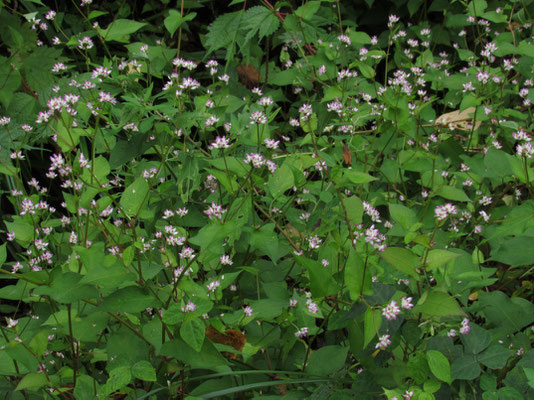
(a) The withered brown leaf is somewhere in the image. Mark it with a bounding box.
[205,325,247,359]
[342,145,352,165]
[237,64,260,88]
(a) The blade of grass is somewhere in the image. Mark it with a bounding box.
[187,369,324,382]
[197,378,330,399]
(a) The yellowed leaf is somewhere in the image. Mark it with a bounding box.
[127,64,141,82]
[435,107,481,131]
[284,223,304,240]
[468,291,478,301]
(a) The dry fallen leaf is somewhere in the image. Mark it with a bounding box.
[435,106,481,131]
[126,63,141,83]
[206,325,246,359]
[283,223,303,240]
[237,64,260,88]
[342,145,352,165]
[507,22,522,31]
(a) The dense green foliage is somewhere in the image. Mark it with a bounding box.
[1,0,534,398]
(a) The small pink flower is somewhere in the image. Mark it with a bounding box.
[306,299,319,315]
[337,34,351,46]
[382,300,401,320]
[6,317,18,328]
[460,318,470,335]
[403,390,414,400]
[209,136,230,149]
[244,153,265,168]
[250,111,267,124]
[264,138,279,149]
[401,297,414,310]
[295,327,309,338]
[435,203,457,221]
[375,334,391,350]
[220,255,233,265]
[206,280,221,292]
[181,301,196,312]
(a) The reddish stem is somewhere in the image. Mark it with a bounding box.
[263,0,285,21]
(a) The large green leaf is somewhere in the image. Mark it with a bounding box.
[294,1,321,20]
[413,290,465,317]
[436,186,470,202]
[0,280,36,300]
[363,308,382,348]
[109,133,151,169]
[523,367,534,389]
[100,19,148,42]
[208,157,248,178]
[106,331,148,367]
[0,60,22,108]
[5,341,39,372]
[343,196,363,225]
[475,291,534,334]
[270,69,299,86]
[4,219,34,244]
[15,373,47,391]
[0,243,6,266]
[306,346,348,376]
[74,375,98,400]
[477,345,513,369]
[243,6,280,41]
[29,330,49,358]
[467,0,487,15]
[426,250,461,271]
[484,147,512,177]
[164,11,196,36]
[250,223,285,262]
[491,201,534,238]
[131,361,157,382]
[297,256,338,298]
[98,366,132,397]
[389,203,417,229]
[349,31,372,44]
[354,60,376,78]
[33,272,98,304]
[205,11,244,54]
[451,355,481,380]
[181,319,206,353]
[250,298,287,321]
[100,286,159,313]
[268,162,294,198]
[491,236,534,266]
[344,169,377,184]
[380,247,420,279]
[344,250,372,300]
[82,156,109,182]
[189,221,234,253]
[518,41,534,57]
[426,350,452,384]
[159,337,228,370]
[120,177,149,217]
[461,324,490,355]
[56,125,85,153]
[80,259,135,289]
